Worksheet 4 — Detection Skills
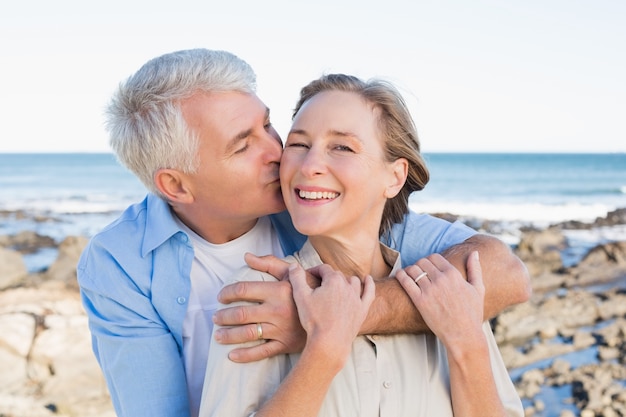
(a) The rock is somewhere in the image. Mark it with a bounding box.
[0,247,28,289]
[595,208,626,227]
[517,368,545,398]
[597,346,620,361]
[0,230,56,254]
[0,282,113,416]
[45,236,89,289]
[568,242,626,286]
[539,326,558,340]
[515,227,566,277]
[30,314,110,415]
[572,330,596,350]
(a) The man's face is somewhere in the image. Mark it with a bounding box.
[179,91,286,240]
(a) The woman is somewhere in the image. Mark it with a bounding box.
[199,74,523,416]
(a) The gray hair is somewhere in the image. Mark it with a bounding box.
[106,49,257,197]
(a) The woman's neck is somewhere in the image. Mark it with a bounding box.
[309,235,392,280]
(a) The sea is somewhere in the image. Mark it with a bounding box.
[1,152,626,272]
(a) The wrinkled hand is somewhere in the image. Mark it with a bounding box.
[289,263,375,363]
[212,254,306,363]
[396,251,485,347]
[245,253,322,288]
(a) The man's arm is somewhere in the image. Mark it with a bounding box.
[362,234,531,334]
[213,235,530,361]
[79,286,190,417]
[77,241,190,417]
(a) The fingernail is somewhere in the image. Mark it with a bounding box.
[214,330,222,342]
[289,262,298,271]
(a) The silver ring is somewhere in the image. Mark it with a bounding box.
[413,271,428,284]
[256,323,263,340]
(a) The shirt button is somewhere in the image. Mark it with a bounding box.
[176,296,187,304]
[383,381,392,389]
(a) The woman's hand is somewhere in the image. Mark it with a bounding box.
[289,263,375,368]
[396,251,485,348]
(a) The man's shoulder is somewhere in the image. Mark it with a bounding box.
[89,194,175,244]
[394,211,448,233]
[78,197,150,272]
[77,195,183,293]
[388,210,476,265]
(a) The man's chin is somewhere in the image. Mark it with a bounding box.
[261,199,287,216]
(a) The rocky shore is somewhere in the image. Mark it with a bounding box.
[1,209,626,417]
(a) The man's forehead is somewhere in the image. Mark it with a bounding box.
[181,91,268,127]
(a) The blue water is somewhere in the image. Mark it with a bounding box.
[0,152,145,214]
[422,153,626,203]
[413,153,626,225]
[0,153,146,240]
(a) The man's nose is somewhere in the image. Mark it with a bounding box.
[262,130,283,161]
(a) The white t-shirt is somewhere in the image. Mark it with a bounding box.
[175,216,284,417]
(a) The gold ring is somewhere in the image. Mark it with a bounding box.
[256,323,263,340]
[413,271,428,284]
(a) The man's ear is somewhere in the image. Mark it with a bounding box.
[154,168,194,204]
[384,158,408,199]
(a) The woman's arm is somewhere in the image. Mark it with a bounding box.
[362,234,530,334]
[254,264,375,417]
[396,251,511,416]
[201,264,375,417]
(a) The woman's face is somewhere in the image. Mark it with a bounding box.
[280,90,403,239]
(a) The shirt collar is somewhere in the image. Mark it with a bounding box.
[296,239,402,276]
[141,193,186,257]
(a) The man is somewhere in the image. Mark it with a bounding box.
[77,48,530,417]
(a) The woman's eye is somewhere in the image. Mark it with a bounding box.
[286,142,308,148]
[334,145,354,152]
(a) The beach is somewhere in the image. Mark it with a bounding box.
[1,152,625,416]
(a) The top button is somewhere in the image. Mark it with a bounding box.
[176,296,187,304]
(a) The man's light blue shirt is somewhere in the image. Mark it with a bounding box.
[77,193,475,417]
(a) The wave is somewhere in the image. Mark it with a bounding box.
[410,200,618,227]
[0,194,143,215]
[558,186,626,196]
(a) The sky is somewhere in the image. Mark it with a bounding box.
[1,0,624,154]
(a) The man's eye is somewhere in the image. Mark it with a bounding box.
[234,144,249,154]
[264,122,273,130]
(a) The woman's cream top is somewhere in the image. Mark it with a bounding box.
[199,240,523,417]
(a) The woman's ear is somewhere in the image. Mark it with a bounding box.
[384,158,408,199]
[154,168,194,204]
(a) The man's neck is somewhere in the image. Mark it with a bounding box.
[172,208,259,244]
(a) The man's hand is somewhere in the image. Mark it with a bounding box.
[212,253,306,363]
